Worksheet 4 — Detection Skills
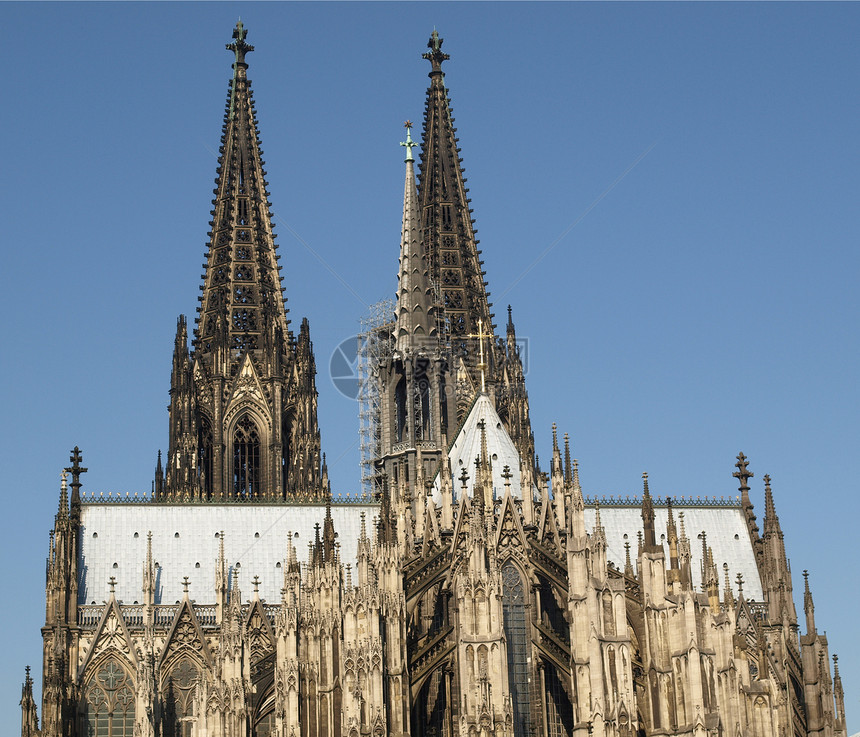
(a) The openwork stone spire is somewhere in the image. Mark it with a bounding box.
[162,24,323,502]
[395,122,437,353]
[418,30,493,360]
[195,20,290,363]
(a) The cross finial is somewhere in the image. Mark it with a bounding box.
[501,465,512,493]
[466,318,490,392]
[735,572,744,597]
[733,452,754,497]
[227,20,254,67]
[252,575,261,593]
[459,466,470,490]
[182,576,190,594]
[65,446,88,502]
[400,121,417,163]
[422,29,449,74]
[108,576,117,594]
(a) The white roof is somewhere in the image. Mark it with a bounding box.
[586,504,764,600]
[432,393,531,503]
[78,497,762,607]
[78,502,375,606]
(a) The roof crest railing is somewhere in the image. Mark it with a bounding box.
[583,495,741,508]
[79,491,377,506]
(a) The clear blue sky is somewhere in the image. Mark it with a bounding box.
[2,3,858,732]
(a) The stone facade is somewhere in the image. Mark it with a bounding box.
[21,24,846,737]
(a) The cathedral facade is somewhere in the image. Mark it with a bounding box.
[20,24,847,737]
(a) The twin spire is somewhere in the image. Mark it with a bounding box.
[415,31,495,360]
[195,20,289,364]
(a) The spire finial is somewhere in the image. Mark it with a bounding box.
[735,571,744,598]
[733,452,754,501]
[182,576,190,594]
[109,576,117,594]
[227,20,254,68]
[501,465,512,495]
[226,21,254,121]
[400,121,417,163]
[65,446,87,505]
[423,29,449,74]
[459,466,470,492]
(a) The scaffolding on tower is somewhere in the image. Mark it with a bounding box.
[358,298,395,498]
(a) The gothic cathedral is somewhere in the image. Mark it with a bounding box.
[20,24,847,737]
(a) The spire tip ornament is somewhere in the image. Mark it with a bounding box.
[422,28,450,74]
[400,121,417,163]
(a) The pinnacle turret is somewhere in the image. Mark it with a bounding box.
[641,473,657,551]
[803,569,816,634]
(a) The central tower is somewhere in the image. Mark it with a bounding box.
[158,22,323,502]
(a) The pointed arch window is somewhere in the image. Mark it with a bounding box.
[502,561,531,737]
[233,414,261,498]
[545,664,574,737]
[163,657,199,737]
[413,363,431,441]
[395,376,407,442]
[83,659,135,737]
[198,416,213,499]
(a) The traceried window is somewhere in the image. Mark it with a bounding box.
[502,561,531,737]
[163,657,199,737]
[198,416,213,499]
[233,414,261,498]
[83,659,135,737]
[413,362,431,441]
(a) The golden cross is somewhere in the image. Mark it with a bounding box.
[466,317,490,393]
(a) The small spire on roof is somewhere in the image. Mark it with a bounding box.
[624,541,634,577]
[58,470,69,518]
[641,472,656,549]
[563,433,572,484]
[723,563,735,609]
